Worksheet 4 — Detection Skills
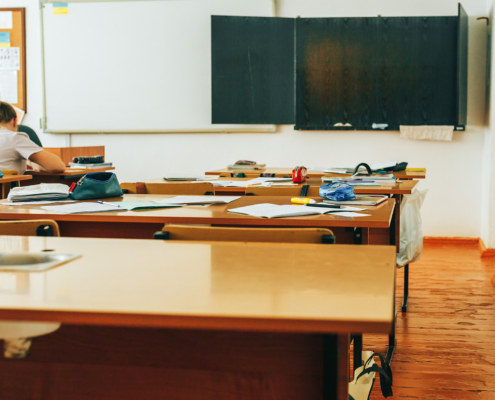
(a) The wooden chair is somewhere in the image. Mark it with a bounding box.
[154,225,335,244]
[0,220,60,237]
[0,170,19,176]
[145,182,215,195]
[246,185,320,197]
[121,182,214,195]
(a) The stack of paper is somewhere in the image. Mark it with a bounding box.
[228,203,369,219]
[7,184,70,202]
[324,161,398,174]
[155,196,240,205]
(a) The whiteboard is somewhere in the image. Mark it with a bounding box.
[41,0,274,133]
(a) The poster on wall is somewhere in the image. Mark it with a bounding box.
[0,48,20,70]
[0,70,18,104]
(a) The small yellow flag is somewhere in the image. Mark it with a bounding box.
[53,3,69,15]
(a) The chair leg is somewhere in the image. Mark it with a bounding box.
[401,264,409,312]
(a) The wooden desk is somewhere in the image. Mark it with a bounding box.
[0,195,395,243]
[21,167,115,186]
[0,236,395,400]
[205,167,427,180]
[144,177,418,196]
[0,174,32,199]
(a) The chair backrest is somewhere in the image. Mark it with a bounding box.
[246,186,301,196]
[154,225,335,244]
[144,182,215,195]
[120,182,145,194]
[245,185,321,197]
[0,170,19,176]
[0,220,60,237]
[18,125,43,147]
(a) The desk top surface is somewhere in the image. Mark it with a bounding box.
[27,167,115,177]
[0,236,395,334]
[0,174,32,184]
[146,177,419,195]
[0,195,395,228]
[205,167,427,180]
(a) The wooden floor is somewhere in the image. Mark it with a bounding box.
[368,241,495,399]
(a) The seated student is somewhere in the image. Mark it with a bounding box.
[0,102,65,175]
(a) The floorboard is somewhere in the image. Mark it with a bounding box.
[367,242,495,399]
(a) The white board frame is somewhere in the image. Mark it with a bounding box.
[39,0,278,134]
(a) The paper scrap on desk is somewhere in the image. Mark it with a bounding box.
[0,32,10,48]
[0,48,20,71]
[0,12,13,30]
[53,3,69,15]
[333,212,371,217]
[41,202,122,214]
[155,196,240,205]
[3,200,75,206]
[0,71,17,103]
[107,201,181,211]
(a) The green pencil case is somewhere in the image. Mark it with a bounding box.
[69,172,123,200]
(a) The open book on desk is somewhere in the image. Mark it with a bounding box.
[228,203,368,219]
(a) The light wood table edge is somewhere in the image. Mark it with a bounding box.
[0,309,393,334]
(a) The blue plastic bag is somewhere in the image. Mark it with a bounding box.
[319,183,356,201]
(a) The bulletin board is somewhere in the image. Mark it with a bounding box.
[0,8,26,112]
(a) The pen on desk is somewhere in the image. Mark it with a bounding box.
[97,200,121,207]
[305,204,341,209]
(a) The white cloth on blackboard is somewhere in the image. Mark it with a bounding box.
[399,126,454,141]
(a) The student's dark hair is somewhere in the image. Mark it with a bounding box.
[0,102,17,124]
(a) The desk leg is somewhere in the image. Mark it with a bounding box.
[350,228,363,377]
[387,207,397,364]
[323,334,349,400]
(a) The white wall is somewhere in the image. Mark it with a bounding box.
[5,0,491,238]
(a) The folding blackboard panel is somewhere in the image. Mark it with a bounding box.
[295,16,459,130]
[211,16,295,124]
[457,3,468,126]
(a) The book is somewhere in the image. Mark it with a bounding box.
[228,203,366,219]
[68,162,113,168]
[163,174,204,181]
[322,195,388,206]
[227,164,266,170]
[7,184,70,202]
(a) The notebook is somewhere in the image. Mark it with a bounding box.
[107,202,182,211]
[322,195,389,206]
[155,196,240,205]
[41,202,122,214]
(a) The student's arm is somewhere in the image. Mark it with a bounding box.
[29,150,66,174]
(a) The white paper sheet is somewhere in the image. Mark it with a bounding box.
[0,12,13,30]
[0,48,20,71]
[0,71,17,103]
[3,200,75,206]
[332,212,371,217]
[155,196,240,205]
[41,203,122,214]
